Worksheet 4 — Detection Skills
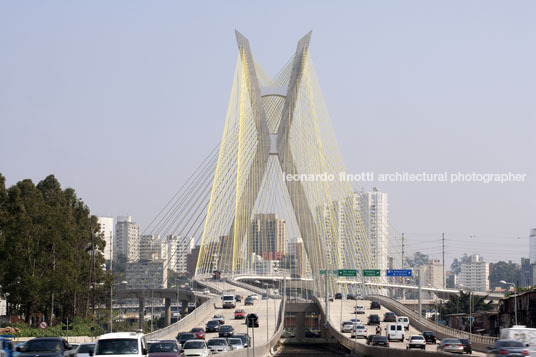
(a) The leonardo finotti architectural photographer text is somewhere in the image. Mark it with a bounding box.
[282,171,527,184]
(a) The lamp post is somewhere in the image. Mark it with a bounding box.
[110,280,128,333]
[500,280,517,326]
[263,283,269,342]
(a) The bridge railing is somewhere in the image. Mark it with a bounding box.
[367,294,496,352]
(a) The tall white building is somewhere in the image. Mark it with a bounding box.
[359,187,389,272]
[115,216,140,263]
[176,236,195,274]
[422,259,444,289]
[530,229,536,263]
[140,234,166,261]
[97,216,114,268]
[459,254,489,292]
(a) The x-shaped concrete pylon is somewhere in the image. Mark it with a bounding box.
[230,31,329,276]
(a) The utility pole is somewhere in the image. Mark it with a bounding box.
[401,233,405,268]
[442,233,445,289]
[402,233,405,300]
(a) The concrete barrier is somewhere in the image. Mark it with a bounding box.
[367,295,496,353]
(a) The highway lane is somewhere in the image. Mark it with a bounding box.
[193,280,281,347]
[327,297,485,355]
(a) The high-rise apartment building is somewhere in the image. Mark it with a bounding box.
[115,216,140,263]
[422,259,444,288]
[358,188,389,272]
[459,254,489,292]
[530,229,536,263]
[97,216,114,268]
[287,237,310,277]
[126,260,167,289]
[249,213,286,260]
[140,234,166,261]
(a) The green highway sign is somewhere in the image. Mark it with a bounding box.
[338,269,357,277]
[363,269,381,277]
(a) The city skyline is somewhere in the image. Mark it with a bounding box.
[1,1,534,265]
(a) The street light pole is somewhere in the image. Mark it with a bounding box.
[500,280,518,326]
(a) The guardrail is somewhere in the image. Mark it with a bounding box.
[367,294,496,352]
[145,295,218,340]
[313,296,455,357]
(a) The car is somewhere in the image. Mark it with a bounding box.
[16,337,77,357]
[366,335,376,345]
[190,328,205,340]
[246,313,259,328]
[180,340,209,357]
[76,343,95,357]
[486,339,529,357]
[12,342,27,357]
[227,338,244,350]
[422,331,437,344]
[459,338,472,354]
[233,334,251,348]
[334,293,343,299]
[147,340,180,357]
[244,297,254,306]
[234,309,246,319]
[367,314,380,325]
[371,335,389,347]
[203,288,210,294]
[185,286,193,291]
[406,335,426,350]
[370,301,381,309]
[437,338,464,354]
[176,333,196,350]
[206,338,231,354]
[328,295,334,302]
[204,320,220,333]
[346,293,355,300]
[384,312,397,322]
[351,325,368,339]
[341,321,355,333]
[349,318,362,325]
[354,305,365,314]
[249,294,259,300]
[94,332,148,357]
[304,328,321,338]
[212,315,225,324]
[218,325,234,338]
[235,295,242,302]
[397,316,410,330]
[261,294,268,300]
[355,293,363,300]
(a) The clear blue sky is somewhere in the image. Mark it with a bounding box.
[1,1,534,264]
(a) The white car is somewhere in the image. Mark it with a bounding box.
[397,316,410,330]
[354,305,365,314]
[94,332,148,357]
[341,321,355,333]
[249,294,259,300]
[227,338,244,350]
[182,340,210,357]
[351,325,368,339]
[350,318,362,325]
[406,335,426,350]
[386,323,405,342]
[203,288,210,294]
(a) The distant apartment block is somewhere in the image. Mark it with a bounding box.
[140,234,167,261]
[115,216,140,263]
[126,260,167,289]
[250,213,286,260]
[530,229,536,263]
[186,245,201,277]
[358,188,389,273]
[459,254,489,292]
[97,216,114,267]
[422,259,444,288]
[168,235,195,274]
[520,257,536,287]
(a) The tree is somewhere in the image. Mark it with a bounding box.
[450,254,473,275]
[488,261,520,290]
[0,174,110,324]
[440,290,495,319]
[406,252,429,267]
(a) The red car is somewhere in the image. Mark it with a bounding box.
[190,327,205,339]
[234,309,246,319]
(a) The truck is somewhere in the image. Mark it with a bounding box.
[500,325,536,356]
[222,290,236,309]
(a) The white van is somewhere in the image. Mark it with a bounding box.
[93,332,148,357]
[500,326,536,356]
[386,323,405,342]
[397,316,410,330]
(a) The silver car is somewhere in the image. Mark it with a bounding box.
[206,338,230,354]
[438,338,464,354]
[227,338,244,350]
